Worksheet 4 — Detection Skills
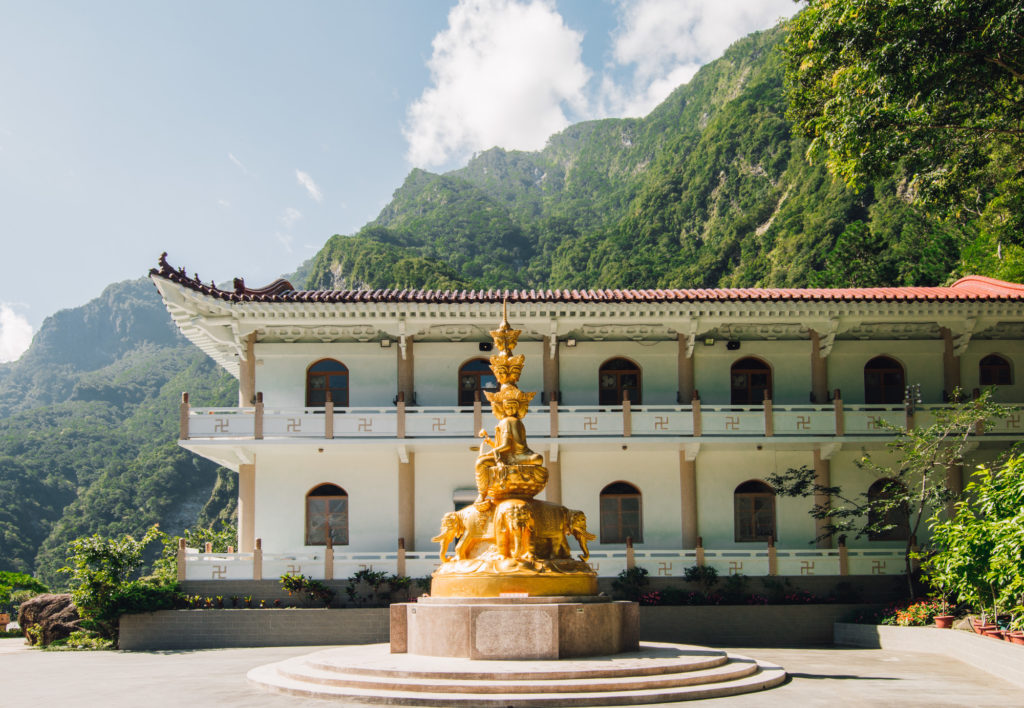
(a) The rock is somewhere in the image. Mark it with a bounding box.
[17,593,82,646]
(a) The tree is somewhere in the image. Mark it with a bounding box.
[784,1,1024,244]
[61,525,174,641]
[923,455,1024,621]
[769,391,1011,598]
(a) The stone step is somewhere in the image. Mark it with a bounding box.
[277,656,759,694]
[248,642,788,706]
[306,642,729,680]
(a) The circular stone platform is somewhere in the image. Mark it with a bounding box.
[248,641,787,705]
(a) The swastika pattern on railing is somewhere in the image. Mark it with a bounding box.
[654,416,669,430]
[658,562,672,576]
[286,418,301,432]
[725,416,740,430]
[214,418,229,433]
[583,416,598,430]
[432,418,447,432]
[210,565,226,579]
[867,416,881,430]
[871,560,887,575]
[800,561,815,575]
[796,416,810,430]
[358,418,372,432]
[287,564,302,575]
[1007,414,1021,429]
[729,561,743,575]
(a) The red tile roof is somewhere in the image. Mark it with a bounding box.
[150,253,1024,304]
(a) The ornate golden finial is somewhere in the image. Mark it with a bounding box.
[489,297,521,355]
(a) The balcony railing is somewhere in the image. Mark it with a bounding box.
[177,539,907,582]
[178,391,1024,442]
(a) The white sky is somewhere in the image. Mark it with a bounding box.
[0,0,796,362]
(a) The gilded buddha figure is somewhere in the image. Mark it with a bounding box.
[430,301,597,597]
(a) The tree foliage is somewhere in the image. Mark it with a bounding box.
[785,0,1024,244]
[924,455,1024,621]
[60,525,174,641]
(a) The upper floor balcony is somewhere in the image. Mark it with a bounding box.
[178,392,1024,443]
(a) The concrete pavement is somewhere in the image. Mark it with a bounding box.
[1,638,1019,707]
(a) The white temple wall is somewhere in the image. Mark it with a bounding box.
[253,446,398,553]
[559,446,682,549]
[255,342,395,407]
[827,340,943,404]
[694,448,815,548]
[692,341,812,405]
[559,340,678,406]
[962,339,1024,402]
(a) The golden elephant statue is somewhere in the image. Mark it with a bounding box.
[431,505,495,561]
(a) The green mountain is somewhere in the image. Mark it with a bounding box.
[307,25,970,293]
[0,279,237,585]
[0,21,988,585]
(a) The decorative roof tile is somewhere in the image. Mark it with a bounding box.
[150,253,1024,304]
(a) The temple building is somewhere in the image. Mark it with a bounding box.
[150,254,1024,581]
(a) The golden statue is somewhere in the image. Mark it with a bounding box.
[431,302,597,597]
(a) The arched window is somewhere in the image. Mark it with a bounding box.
[306,359,349,407]
[599,481,642,543]
[734,480,776,542]
[980,354,1012,386]
[458,358,499,406]
[867,479,910,541]
[305,484,348,545]
[864,356,904,404]
[730,358,772,405]
[599,358,642,405]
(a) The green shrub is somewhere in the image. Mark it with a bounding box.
[44,630,114,651]
[612,567,649,601]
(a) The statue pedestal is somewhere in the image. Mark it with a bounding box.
[390,596,638,660]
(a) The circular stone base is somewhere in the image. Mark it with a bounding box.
[248,641,788,705]
[430,571,598,598]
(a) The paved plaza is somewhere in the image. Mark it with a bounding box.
[1,637,1019,707]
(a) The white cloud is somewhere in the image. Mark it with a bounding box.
[218,199,231,208]
[404,0,590,168]
[276,233,294,253]
[280,207,303,228]
[295,170,323,202]
[602,0,797,117]
[0,304,33,363]
[228,152,249,175]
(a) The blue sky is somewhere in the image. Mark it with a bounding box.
[0,0,796,361]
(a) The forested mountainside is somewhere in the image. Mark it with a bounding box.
[0,279,237,585]
[305,25,973,293]
[0,21,998,585]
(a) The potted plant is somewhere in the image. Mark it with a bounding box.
[932,589,954,629]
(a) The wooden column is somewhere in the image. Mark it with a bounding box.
[941,327,961,399]
[622,391,632,437]
[397,336,414,404]
[809,330,828,404]
[813,448,832,549]
[398,452,415,552]
[679,448,698,548]
[543,334,560,404]
[238,333,256,406]
[678,333,695,403]
[545,450,562,505]
[238,463,256,553]
[179,392,190,440]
